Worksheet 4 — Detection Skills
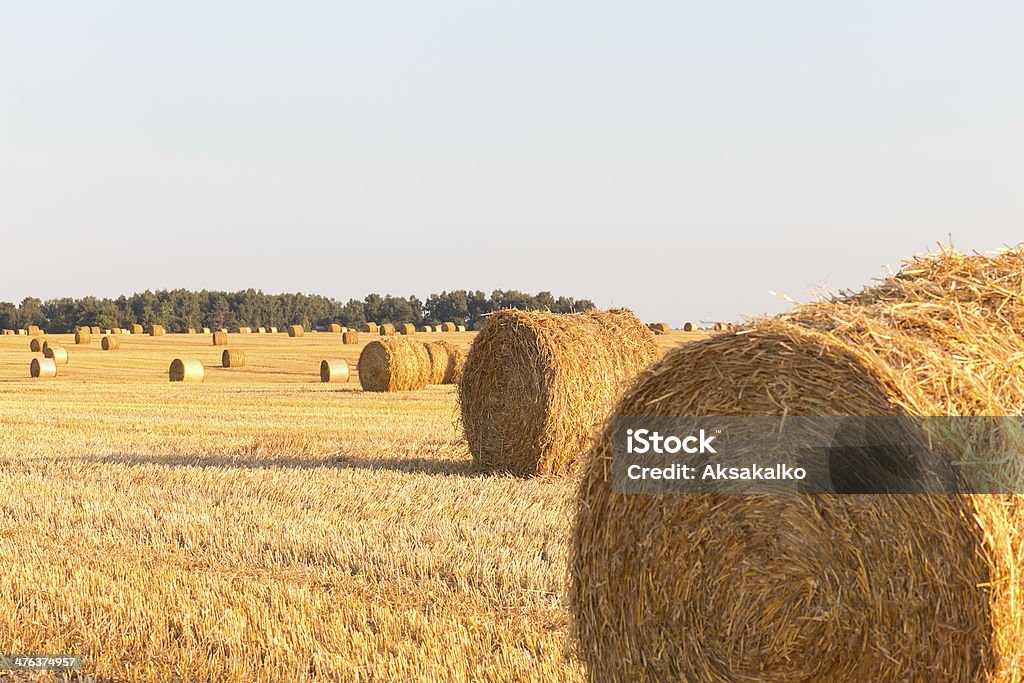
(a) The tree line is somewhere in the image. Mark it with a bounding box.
[0,289,595,333]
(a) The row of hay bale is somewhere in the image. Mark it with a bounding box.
[647,321,736,334]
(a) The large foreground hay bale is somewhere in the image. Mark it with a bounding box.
[459,308,658,476]
[222,350,245,368]
[328,323,342,333]
[30,337,46,352]
[647,322,671,334]
[440,322,456,332]
[101,336,119,351]
[131,324,143,335]
[169,359,204,383]
[342,330,359,345]
[30,357,56,378]
[44,346,68,365]
[399,323,416,335]
[150,325,165,336]
[571,248,1024,682]
[361,322,378,334]
[212,331,228,346]
[288,325,304,338]
[379,323,397,336]
[358,337,430,392]
[320,359,350,383]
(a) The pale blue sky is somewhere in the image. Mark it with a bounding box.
[2,1,1021,324]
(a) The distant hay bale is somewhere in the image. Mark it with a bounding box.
[110,328,122,335]
[358,337,430,392]
[222,349,245,368]
[399,323,416,335]
[27,325,41,336]
[269,326,278,333]
[202,327,211,334]
[1,329,12,335]
[328,323,342,333]
[458,308,658,476]
[44,346,68,365]
[320,359,350,383]
[187,328,196,334]
[379,323,397,336]
[648,322,671,334]
[150,325,165,336]
[342,330,359,345]
[101,336,119,351]
[237,326,252,334]
[361,322,379,334]
[421,325,433,333]
[288,325,304,338]
[16,329,26,336]
[212,331,228,346]
[30,357,57,378]
[440,322,456,332]
[103,329,112,335]
[88,326,99,334]
[30,337,46,352]
[256,327,266,334]
[41,340,53,354]
[131,324,143,335]
[457,325,466,332]
[570,248,1024,682]
[168,358,204,383]
[681,321,695,331]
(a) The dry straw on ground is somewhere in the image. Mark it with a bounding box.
[379,323,397,337]
[399,323,416,335]
[288,325,304,338]
[44,346,68,365]
[320,359,350,383]
[222,350,245,368]
[358,337,430,392]
[459,308,658,476]
[30,357,57,378]
[361,322,378,334]
[30,337,46,352]
[101,336,119,351]
[212,331,228,346]
[150,325,166,336]
[647,322,671,334]
[571,246,1024,682]
[168,359,204,383]
[342,330,359,345]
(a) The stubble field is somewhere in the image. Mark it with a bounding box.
[0,329,704,682]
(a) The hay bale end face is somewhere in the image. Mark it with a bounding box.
[379,323,397,336]
[30,337,47,352]
[288,325,304,338]
[30,357,57,378]
[169,359,204,383]
[648,322,671,334]
[320,359,350,383]
[44,346,69,365]
[150,325,166,336]
[212,331,228,346]
[342,330,359,345]
[571,249,1024,682]
[101,336,119,351]
[222,350,245,368]
[458,308,658,476]
[358,337,430,392]
[399,323,416,335]
[681,321,695,331]
[361,322,379,334]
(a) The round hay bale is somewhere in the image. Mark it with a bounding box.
[150,325,165,336]
[681,321,695,331]
[212,331,228,346]
[1,329,13,335]
[456,325,466,332]
[328,323,342,333]
[169,359,204,383]
[30,337,46,352]
[222,349,245,368]
[256,327,266,334]
[187,328,196,334]
[89,326,100,335]
[399,323,416,335]
[74,331,91,345]
[269,326,278,333]
[288,325,304,338]
[101,336,119,351]
[423,341,450,384]
[44,346,68,365]
[131,324,143,335]
[358,337,430,392]
[361,322,379,334]
[571,248,1024,682]
[458,308,658,476]
[421,325,433,333]
[41,340,53,353]
[16,329,26,336]
[110,328,122,335]
[30,357,57,378]
[342,330,359,345]
[202,327,211,334]
[320,359,350,383]
[648,322,671,334]
[236,326,252,334]
[713,321,726,331]
[27,325,41,336]
[440,322,456,333]
[379,323,397,336]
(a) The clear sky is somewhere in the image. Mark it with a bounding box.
[2,1,1021,325]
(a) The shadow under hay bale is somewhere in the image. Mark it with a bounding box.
[320,359,350,383]
[358,337,429,392]
[571,247,1024,683]
[458,308,658,477]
